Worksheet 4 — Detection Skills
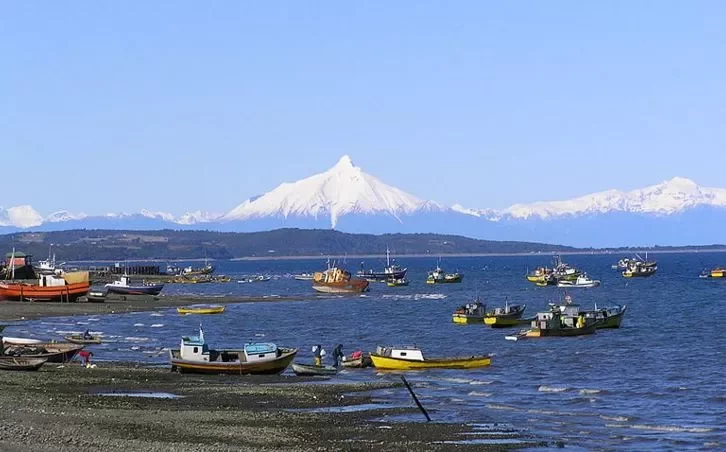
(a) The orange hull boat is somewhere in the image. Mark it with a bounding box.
[0,281,90,302]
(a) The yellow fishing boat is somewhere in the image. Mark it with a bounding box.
[710,267,726,278]
[176,305,225,315]
[370,346,491,370]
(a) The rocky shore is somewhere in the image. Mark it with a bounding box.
[0,364,541,451]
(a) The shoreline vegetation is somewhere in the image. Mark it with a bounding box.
[1,228,725,263]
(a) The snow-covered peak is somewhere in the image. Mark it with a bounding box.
[45,210,88,223]
[492,177,726,219]
[223,155,444,227]
[0,205,44,228]
[176,210,221,225]
[140,209,175,222]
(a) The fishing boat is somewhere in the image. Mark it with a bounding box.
[169,327,297,375]
[452,298,487,324]
[341,351,373,368]
[556,274,601,288]
[0,271,91,302]
[3,342,84,363]
[86,289,107,302]
[312,266,369,294]
[386,277,409,287]
[622,261,657,278]
[370,346,491,370]
[237,275,271,284]
[0,356,48,371]
[505,296,596,341]
[356,247,407,282]
[291,362,339,376]
[551,255,582,282]
[34,246,65,275]
[181,261,215,276]
[484,301,528,328]
[294,273,314,281]
[176,305,225,315]
[710,267,726,278]
[584,304,627,329]
[105,275,164,296]
[526,266,553,283]
[64,334,102,344]
[426,262,463,284]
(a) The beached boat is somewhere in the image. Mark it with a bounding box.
[452,298,487,324]
[370,346,491,370]
[169,328,297,375]
[312,266,369,294]
[291,362,339,376]
[64,334,102,344]
[356,247,407,282]
[556,274,601,288]
[386,277,409,287]
[3,342,84,363]
[505,297,597,341]
[0,356,48,371]
[105,275,164,296]
[426,264,463,284]
[341,351,373,368]
[484,302,527,328]
[0,272,90,302]
[176,305,225,315]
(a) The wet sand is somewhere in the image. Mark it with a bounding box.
[0,364,542,451]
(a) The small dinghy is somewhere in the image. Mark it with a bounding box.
[64,334,103,345]
[0,356,48,371]
[291,362,339,376]
[176,305,225,315]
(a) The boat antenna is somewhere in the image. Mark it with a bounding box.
[386,246,391,267]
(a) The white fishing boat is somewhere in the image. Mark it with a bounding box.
[556,274,601,288]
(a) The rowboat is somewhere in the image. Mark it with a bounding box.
[64,334,103,345]
[3,342,84,363]
[294,273,314,281]
[169,327,297,375]
[341,351,373,368]
[176,305,225,315]
[0,356,48,371]
[370,346,491,370]
[291,362,339,376]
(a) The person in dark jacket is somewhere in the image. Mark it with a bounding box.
[332,344,344,367]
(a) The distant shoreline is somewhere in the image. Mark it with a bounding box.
[62,247,726,264]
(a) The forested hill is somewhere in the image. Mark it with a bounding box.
[0,229,578,261]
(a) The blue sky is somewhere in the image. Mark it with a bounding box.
[2,2,725,215]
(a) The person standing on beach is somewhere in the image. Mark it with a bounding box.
[332,344,344,367]
[78,350,93,367]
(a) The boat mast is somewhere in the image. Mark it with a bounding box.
[10,247,15,280]
[386,246,390,267]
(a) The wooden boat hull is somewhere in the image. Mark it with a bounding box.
[341,354,373,368]
[0,281,90,302]
[426,275,463,284]
[64,335,102,344]
[590,306,627,329]
[452,314,484,324]
[176,306,225,315]
[370,354,491,370]
[106,284,164,295]
[291,362,339,376]
[312,279,369,293]
[0,356,48,371]
[4,343,84,363]
[169,348,297,375]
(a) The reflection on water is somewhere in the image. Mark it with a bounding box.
[9,254,726,449]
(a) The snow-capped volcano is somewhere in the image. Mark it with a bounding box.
[222,155,443,227]
[457,177,726,220]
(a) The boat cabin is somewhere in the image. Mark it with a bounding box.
[38,274,67,287]
[375,346,424,361]
[313,267,351,284]
[178,329,280,364]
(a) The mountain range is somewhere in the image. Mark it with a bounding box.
[2,155,726,247]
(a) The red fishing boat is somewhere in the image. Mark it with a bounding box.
[0,272,91,302]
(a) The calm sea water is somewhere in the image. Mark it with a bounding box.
[8,253,726,450]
